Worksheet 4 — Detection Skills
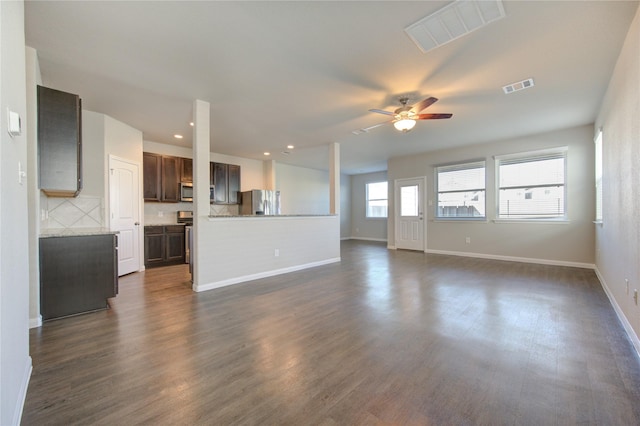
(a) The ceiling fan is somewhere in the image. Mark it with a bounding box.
[355,96,452,134]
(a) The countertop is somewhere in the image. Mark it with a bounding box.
[40,228,119,238]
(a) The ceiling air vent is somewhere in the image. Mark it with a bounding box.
[502,78,535,94]
[405,0,506,53]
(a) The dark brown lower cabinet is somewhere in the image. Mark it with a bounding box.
[39,234,118,320]
[144,225,185,268]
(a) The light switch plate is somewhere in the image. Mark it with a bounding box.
[8,110,21,137]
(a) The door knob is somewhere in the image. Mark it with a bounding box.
[134,222,140,226]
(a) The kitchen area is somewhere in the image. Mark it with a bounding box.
[32,82,340,325]
[141,150,282,276]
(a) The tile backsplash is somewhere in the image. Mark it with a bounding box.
[41,196,240,230]
[42,195,104,230]
[144,202,239,224]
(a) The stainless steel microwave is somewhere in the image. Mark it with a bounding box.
[180,182,214,202]
[180,182,193,202]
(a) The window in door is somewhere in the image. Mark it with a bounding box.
[366,181,388,218]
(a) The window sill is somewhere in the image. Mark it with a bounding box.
[365,217,387,220]
[493,219,569,225]
[593,220,603,226]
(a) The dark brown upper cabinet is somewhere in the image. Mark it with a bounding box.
[143,152,180,202]
[180,158,193,182]
[37,85,82,197]
[211,162,241,204]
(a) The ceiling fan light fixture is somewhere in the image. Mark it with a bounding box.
[394,118,417,132]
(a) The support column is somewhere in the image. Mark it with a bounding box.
[329,142,340,215]
[192,99,210,289]
[263,159,276,190]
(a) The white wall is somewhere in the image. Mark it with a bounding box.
[350,171,388,242]
[594,6,640,352]
[25,47,42,328]
[1,1,32,424]
[388,124,595,266]
[276,163,329,215]
[81,110,106,197]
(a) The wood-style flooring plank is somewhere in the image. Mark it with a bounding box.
[22,240,640,425]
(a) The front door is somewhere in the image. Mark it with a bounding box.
[109,156,141,276]
[395,177,426,251]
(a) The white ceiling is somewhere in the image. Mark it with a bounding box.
[25,1,638,174]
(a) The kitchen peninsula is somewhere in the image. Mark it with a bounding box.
[192,214,340,292]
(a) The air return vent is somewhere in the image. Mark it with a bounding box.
[405,0,506,53]
[502,78,535,94]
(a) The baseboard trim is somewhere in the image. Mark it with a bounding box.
[425,249,595,269]
[193,257,342,293]
[29,315,42,329]
[594,267,640,359]
[350,237,387,243]
[13,356,32,426]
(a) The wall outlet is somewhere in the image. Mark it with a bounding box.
[158,211,164,217]
[274,249,279,257]
[465,237,471,244]
[634,289,638,306]
[355,228,359,234]
[626,278,629,294]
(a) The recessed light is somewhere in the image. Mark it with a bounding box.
[189,122,194,126]
[287,145,295,149]
[264,152,271,156]
[174,134,183,139]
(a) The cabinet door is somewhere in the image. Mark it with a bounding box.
[40,235,116,320]
[144,227,165,266]
[228,164,241,204]
[180,158,193,182]
[165,226,185,263]
[212,162,228,204]
[161,156,180,202]
[37,85,82,197]
[143,152,161,201]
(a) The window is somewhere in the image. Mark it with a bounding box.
[496,148,567,219]
[366,181,388,218]
[436,161,486,219]
[595,129,603,222]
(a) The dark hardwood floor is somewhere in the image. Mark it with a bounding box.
[22,240,640,425]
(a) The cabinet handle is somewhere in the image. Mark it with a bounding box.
[134,222,140,226]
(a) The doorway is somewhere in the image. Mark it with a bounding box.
[109,155,141,276]
[394,177,426,251]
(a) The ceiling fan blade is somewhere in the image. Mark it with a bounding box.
[368,108,395,116]
[417,113,453,120]
[411,97,438,113]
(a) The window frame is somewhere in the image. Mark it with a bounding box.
[494,147,568,222]
[435,160,487,221]
[594,129,603,224]
[365,181,388,219]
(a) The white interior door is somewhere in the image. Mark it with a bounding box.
[109,156,140,276]
[395,177,426,251]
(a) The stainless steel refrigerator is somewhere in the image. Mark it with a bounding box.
[240,190,281,215]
